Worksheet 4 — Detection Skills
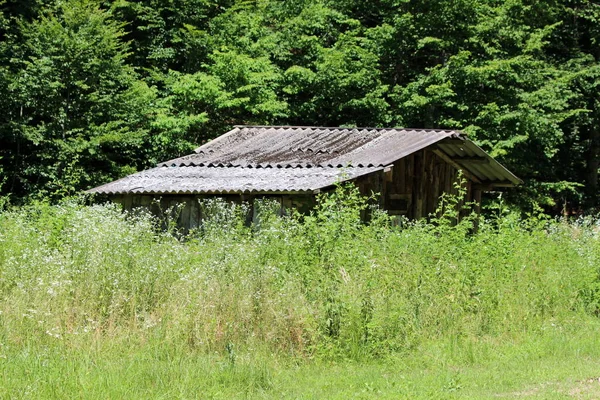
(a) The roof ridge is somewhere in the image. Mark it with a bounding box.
[159,164,383,168]
[232,125,464,133]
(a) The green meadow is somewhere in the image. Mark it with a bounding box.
[1,188,600,399]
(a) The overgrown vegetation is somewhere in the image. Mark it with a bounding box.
[1,187,600,397]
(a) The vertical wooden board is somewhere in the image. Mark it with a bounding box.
[387,159,398,194]
[398,157,406,193]
[380,171,387,209]
[141,196,152,208]
[367,173,378,196]
[454,169,461,194]
[356,176,366,195]
[251,197,259,224]
[458,181,471,219]
[424,150,430,212]
[122,195,132,211]
[420,150,428,219]
[444,166,451,195]
[162,197,172,222]
[432,160,441,216]
[406,154,414,219]
[111,195,122,206]
[159,197,170,219]
[413,152,423,219]
[282,196,293,216]
[196,196,205,222]
[440,164,447,195]
[473,189,482,214]
[242,195,253,225]
[189,198,200,230]
[180,197,192,231]
[435,163,445,217]
[361,175,369,196]
[169,198,180,221]
[356,173,376,197]
[378,171,385,208]
[445,165,454,194]
[421,151,428,217]
[466,181,473,202]
[384,167,393,183]
[376,171,384,198]
[277,196,284,216]
[425,150,435,216]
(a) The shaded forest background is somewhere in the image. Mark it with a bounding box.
[0,0,598,213]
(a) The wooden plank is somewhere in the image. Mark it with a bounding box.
[122,195,132,211]
[131,194,141,208]
[473,189,482,214]
[398,157,406,193]
[406,154,414,219]
[415,151,425,219]
[389,194,411,200]
[388,210,408,216]
[421,150,429,218]
[180,198,191,231]
[472,182,516,190]
[281,196,292,216]
[380,170,388,209]
[432,159,441,215]
[452,156,489,164]
[445,163,453,194]
[384,165,393,182]
[425,150,435,216]
[189,198,200,230]
[467,181,473,202]
[431,148,482,184]
[423,151,430,216]
[459,181,472,220]
[439,138,466,145]
[141,195,151,207]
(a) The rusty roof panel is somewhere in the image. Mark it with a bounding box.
[87,166,384,195]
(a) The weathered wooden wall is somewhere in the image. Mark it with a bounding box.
[354,147,479,220]
[111,193,315,232]
[111,146,481,228]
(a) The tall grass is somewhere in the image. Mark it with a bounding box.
[0,186,599,361]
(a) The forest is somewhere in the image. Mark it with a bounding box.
[0,0,599,212]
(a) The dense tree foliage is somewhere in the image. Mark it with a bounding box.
[0,0,598,212]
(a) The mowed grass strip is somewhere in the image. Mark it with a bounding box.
[2,324,600,399]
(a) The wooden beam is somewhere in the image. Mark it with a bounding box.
[389,193,411,200]
[431,149,482,184]
[452,157,489,164]
[473,182,516,191]
[439,138,466,145]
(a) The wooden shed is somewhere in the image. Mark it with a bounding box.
[87,126,521,228]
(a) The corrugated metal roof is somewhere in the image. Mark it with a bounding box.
[160,126,462,168]
[88,165,384,195]
[435,138,521,185]
[87,125,521,195]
